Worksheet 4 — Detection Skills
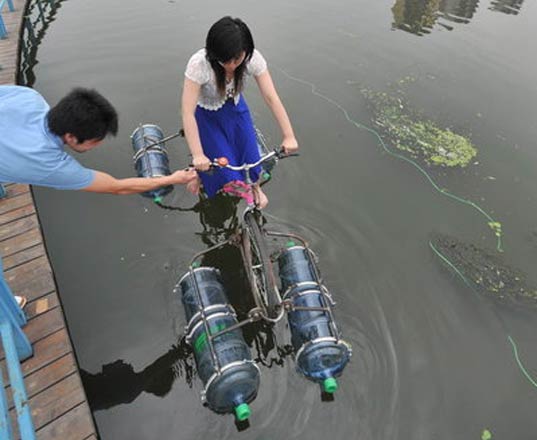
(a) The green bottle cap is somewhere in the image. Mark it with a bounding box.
[234,403,251,421]
[262,172,271,180]
[153,196,163,203]
[323,377,338,393]
[286,240,296,248]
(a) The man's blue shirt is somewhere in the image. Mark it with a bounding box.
[0,85,95,189]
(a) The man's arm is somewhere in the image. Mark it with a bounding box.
[82,169,197,195]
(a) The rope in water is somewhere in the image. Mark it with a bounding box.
[276,67,503,252]
[507,335,537,388]
[429,241,537,389]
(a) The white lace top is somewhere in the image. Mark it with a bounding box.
[184,48,268,111]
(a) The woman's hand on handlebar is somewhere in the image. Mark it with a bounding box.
[192,153,211,171]
[281,136,299,155]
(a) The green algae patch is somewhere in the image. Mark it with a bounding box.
[431,233,537,305]
[362,90,477,168]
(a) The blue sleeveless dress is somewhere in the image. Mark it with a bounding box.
[195,94,261,198]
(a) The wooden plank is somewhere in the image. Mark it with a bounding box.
[0,203,36,226]
[1,228,44,258]
[29,373,85,429]
[21,329,73,377]
[36,402,95,440]
[5,271,55,302]
[25,292,60,320]
[24,307,64,343]
[0,214,39,241]
[5,353,77,409]
[0,329,72,383]
[9,373,87,436]
[3,256,55,301]
[3,256,51,286]
[0,70,15,83]
[0,307,64,361]
[0,193,33,215]
[1,184,30,198]
[1,243,46,271]
[12,271,54,300]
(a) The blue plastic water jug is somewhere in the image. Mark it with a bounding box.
[278,246,351,393]
[178,267,260,420]
[131,124,173,200]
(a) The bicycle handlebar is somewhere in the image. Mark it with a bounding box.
[210,147,299,171]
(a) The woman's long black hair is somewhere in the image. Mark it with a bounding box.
[205,16,255,97]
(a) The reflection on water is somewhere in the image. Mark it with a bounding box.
[489,0,525,14]
[391,0,525,35]
[441,0,480,23]
[82,332,293,413]
[18,0,69,86]
[81,338,194,412]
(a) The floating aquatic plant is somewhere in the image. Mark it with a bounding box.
[488,221,502,238]
[361,89,477,168]
[431,233,537,303]
[482,429,492,440]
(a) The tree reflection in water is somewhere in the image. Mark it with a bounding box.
[489,0,524,14]
[391,0,525,35]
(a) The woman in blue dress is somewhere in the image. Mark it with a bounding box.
[181,16,298,208]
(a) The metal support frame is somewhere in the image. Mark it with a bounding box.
[185,241,236,376]
[182,225,348,371]
[181,234,270,383]
[265,229,343,339]
[131,125,169,179]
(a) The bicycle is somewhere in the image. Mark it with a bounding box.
[133,125,350,417]
[187,147,297,322]
[178,145,351,417]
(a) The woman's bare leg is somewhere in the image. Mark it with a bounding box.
[253,184,268,209]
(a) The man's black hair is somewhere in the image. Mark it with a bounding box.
[47,88,118,143]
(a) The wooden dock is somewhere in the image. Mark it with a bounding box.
[1,1,98,438]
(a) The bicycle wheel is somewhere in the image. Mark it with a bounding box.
[242,211,280,319]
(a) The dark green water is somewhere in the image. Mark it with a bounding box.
[29,0,537,438]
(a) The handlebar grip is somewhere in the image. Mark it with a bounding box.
[188,164,215,175]
[276,147,300,158]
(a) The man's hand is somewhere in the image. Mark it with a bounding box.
[169,167,198,185]
[192,154,211,171]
